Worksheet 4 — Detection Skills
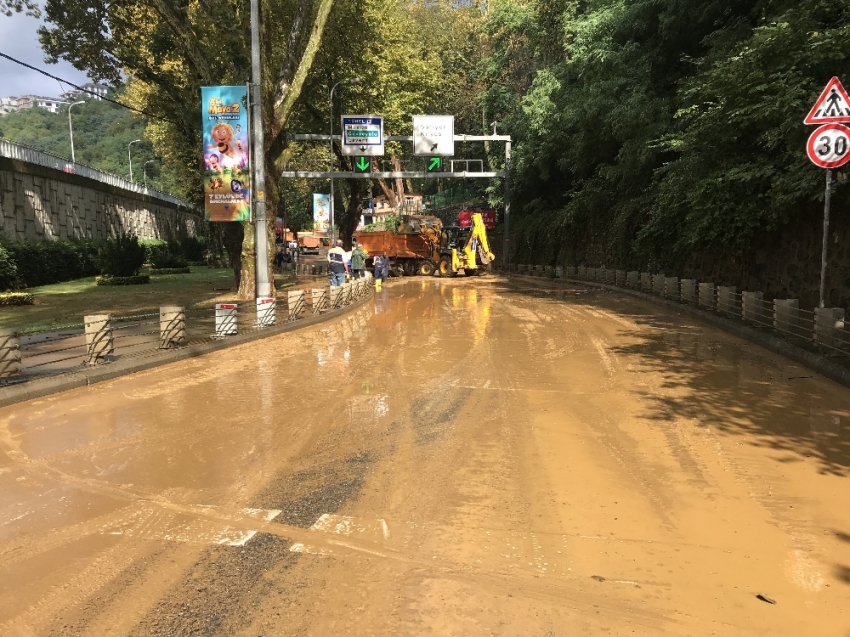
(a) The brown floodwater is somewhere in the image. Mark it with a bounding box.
[1,277,849,636]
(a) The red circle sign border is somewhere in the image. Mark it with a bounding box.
[807,123,850,169]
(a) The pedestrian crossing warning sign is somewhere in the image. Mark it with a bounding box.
[805,77,850,125]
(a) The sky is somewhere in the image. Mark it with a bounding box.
[0,9,92,99]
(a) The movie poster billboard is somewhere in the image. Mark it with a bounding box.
[202,86,250,221]
[313,194,330,234]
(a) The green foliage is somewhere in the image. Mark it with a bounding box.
[150,267,191,275]
[360,213,402,233]
[97,233,146,277]
[147,242,189,269]
[0,246,21,291]
[178,237,206,262]
[2,240,100,288]
[481,0,850,270]
[95,275,151,286]
[0,292,34,306]
[0,93,182,196]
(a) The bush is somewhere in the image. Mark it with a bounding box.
[179,236,206,262]
[97,232,146,277]
[150,267,190,275]
[140,239,168,264]
[0,292,34,306]
[0,246,20,291]
[95,275,151,286]
[3,239,100,288]
[148,242,188,269]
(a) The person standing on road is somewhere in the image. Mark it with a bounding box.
[377,251,390,283]
[327,239,348,286]
[351,243,367,279]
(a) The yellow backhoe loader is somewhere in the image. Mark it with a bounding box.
[436,212,495,277]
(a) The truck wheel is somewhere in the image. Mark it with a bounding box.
[404,260,417,277]
[419,260,435,276]
[438,256,454,277]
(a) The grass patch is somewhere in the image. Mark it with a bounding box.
[3,268,297,334]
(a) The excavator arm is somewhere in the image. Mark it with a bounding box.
[461,213,495,270]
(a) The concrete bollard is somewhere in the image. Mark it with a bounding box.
[641,273,652,292]
[330,285,343,309]
[664,276,679,299]
[717,286,738,317]
[741,291,763,323]
[288,290,306,320]
[814,307,845,349]
[566,265,577,277]
[257,297,276,327]
[773,299,800,336]
[84,314,114,365]
[578,266,587,279]
[698,282,715,309]
[556,266,564,278]
[606,269,616,285]
[627,271,639,288]
[652,274,665,296]
[214,303,237,337]
[680,279,697,303]
[159,306,186,348]
[312,287,329,314]
[615,270,626,286]
[0,329,22,377]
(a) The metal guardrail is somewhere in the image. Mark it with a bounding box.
[498,264,850,359]
[0,277,375,384]
[0,139,194,210]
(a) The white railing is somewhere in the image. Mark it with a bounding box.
[0,139,193,210]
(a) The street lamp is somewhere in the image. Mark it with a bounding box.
[329,77,360,246]
[128,139,142,183]
[67,101,84,163]
[143,160,155,188]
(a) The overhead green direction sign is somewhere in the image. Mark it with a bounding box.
[354,156,371,173]
[428,157,442,172]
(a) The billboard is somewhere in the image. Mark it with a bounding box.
[202,86,251,222]
[313,193,330,234]
[458,209,497,230]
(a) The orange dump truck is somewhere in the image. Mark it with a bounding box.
[354,231,438,277]
[296,234,321,255]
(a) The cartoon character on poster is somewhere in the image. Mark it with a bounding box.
[313,194,330,233]
[202,86,251,221]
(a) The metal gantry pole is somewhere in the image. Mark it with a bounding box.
[329,78,360,247]
[503,139,511,265]
[250,0,270,298]
[820,168,833,308]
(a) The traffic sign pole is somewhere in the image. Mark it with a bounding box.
[820,169,833,308]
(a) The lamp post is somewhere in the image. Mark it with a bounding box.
[329,77,360,246]
[143,160,155,188]
[128,139,141,183]
[67,100,84,163]
[249,0,271,298]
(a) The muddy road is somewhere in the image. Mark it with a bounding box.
[1,277,850,636]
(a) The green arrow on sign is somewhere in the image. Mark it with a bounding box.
[428,157,442,171]
[354,156,370,173]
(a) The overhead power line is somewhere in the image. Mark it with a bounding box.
[0,51,194,129]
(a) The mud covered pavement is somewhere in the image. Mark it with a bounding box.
[2,277,850,636]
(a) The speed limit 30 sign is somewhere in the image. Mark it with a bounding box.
[807,123,850,168]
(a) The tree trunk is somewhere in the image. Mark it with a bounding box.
[341,178,363,249]
[238,221,256,299]
[221,222,245,289]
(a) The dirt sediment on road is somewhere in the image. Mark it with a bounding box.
[1,277,849,635]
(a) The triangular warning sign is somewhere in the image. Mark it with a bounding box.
[805,77,850,124]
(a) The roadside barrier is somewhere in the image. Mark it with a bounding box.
[6,281,373,381]
[494,262,850,358]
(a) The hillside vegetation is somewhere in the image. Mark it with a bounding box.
[0,93,182,195]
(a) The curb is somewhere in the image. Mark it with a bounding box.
[0,291,374,408]
[503,273,850,390]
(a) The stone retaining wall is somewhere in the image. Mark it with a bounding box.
[0,157,204,242]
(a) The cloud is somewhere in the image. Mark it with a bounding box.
[0,11,91,98]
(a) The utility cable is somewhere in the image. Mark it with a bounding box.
[0,51,194,129]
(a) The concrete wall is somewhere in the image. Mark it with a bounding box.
[0,157,204,242]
